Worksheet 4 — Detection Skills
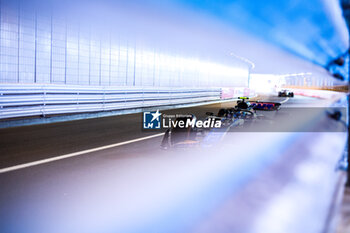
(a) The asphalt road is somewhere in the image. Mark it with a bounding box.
[0,99,241,169]
[0,95,347,233]
[0,95,322,168]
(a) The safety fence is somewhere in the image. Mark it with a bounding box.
[0,84,222,119]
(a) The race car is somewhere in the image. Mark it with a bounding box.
[249,101,281,111]
[160,116,200,149]
[235,97,251,110]
[217,107,256,120]
[210,107,262,132]
[160,114,243,150]
[235,97,280,111]
[278,90,294,97]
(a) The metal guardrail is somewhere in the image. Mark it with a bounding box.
[0,84,222,119]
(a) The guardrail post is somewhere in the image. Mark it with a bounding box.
[157,88,160,106]
[124,89,127,108]
[0,90,3,118]
[42,86,46,117]
[0,90,3,110]
[77,91,79,111]
[103,87,106,111]
[169,89,171,105]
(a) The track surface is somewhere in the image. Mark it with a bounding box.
[0,96,346,233]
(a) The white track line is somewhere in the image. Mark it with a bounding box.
[280,97,289,104]
[0,133,165,174]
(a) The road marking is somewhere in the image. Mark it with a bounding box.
[280,97,289,104]
[0,133,165,174]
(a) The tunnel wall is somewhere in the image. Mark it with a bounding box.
[0,0,250,88]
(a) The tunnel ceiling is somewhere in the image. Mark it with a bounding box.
[171,0,349,70]
[108,0,350,81]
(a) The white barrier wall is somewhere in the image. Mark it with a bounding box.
[0,0,250,88]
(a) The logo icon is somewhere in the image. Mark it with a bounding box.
[143,110,161,129]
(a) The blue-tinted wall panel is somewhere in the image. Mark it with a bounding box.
[0,0,250,87]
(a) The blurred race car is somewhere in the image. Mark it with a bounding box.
[207,107,260,132]
[235,97,252,110]
[249,101,281,111]
[161,116,200,149]
[278,90,294,97]
[216,107,257,120]
[160,114,243,150]
[236,97,280,111]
